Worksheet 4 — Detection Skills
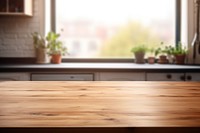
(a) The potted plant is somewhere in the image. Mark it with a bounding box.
[131,45,147,64]
[163,45,175,64]
[147,48,156,64]
[31,32,49,64]
[46,31,67,64]
[154,42,169,64]
[171,42,188,64]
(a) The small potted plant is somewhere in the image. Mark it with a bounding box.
[172,42,188,64]
[31,32,49,64]
[46,31,67,64]
[155,42,169,64]
[163,45,175,64]
[147,48,156,64]
[131,45,147,64]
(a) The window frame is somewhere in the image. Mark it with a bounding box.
[51,0,181,62]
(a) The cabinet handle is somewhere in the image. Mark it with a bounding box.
[180,76,185,81]
[166,74,172,79]
[187,75,192,81]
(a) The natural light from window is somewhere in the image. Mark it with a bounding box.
[56,0,176,58]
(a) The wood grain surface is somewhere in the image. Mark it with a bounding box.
[0,81,200,127]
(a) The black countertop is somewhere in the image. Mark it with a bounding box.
[1,63,200,72]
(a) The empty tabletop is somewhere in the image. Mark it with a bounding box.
[0,81,200,127]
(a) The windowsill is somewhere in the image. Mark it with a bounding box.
[0,57,200,65]
[62,58,135,63]
[1,62,200,73]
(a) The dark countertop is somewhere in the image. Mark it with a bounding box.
[1,63,200,72]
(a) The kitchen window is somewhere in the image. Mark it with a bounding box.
[53,0,179,59]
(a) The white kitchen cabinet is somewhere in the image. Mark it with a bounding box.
[31,73,94,81]
[185,73,200,81]
[0,73,30,81]
[146,73,185,81]
[98,72,145,81]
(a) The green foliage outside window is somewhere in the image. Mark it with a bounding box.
[99,22,161,58]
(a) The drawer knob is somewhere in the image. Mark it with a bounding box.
[187,76,192,81]
[166,74,172,79]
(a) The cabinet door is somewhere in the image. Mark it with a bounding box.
[0,73,30,81]
[31,74,94,81]
[185,73,200,81]
[146,73,185,81]
[99,72,145,81]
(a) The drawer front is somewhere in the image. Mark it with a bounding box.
[31,74,94,81]
[99,72,145,81]
[185,73,200,81]
[0,73,30,81]
[146,73,185,81]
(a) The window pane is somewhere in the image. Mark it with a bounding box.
[56,0,176,58]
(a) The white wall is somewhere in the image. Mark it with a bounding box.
[0,0,45,57]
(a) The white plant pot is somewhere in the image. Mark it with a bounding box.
[167,54,174,64]
[36,48,49,64]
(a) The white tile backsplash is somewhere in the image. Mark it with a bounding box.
[0,0,43,57]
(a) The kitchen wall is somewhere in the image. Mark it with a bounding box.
[185,0,200,64]
[0,0,45,57]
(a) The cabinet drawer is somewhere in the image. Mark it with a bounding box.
[99,72,145,81]
[146,73,185,81]
[185,73,200,81]
[0,73,30,81]
[31,74,94,81]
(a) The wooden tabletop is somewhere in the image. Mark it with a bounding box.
[0,81,200,127]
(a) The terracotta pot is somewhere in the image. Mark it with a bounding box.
[148,57,155,64]
[134,52,145,64]
[175,54,186,64]
[51,54,62,64]
[158,55,168,64]
[159,55,167,60]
